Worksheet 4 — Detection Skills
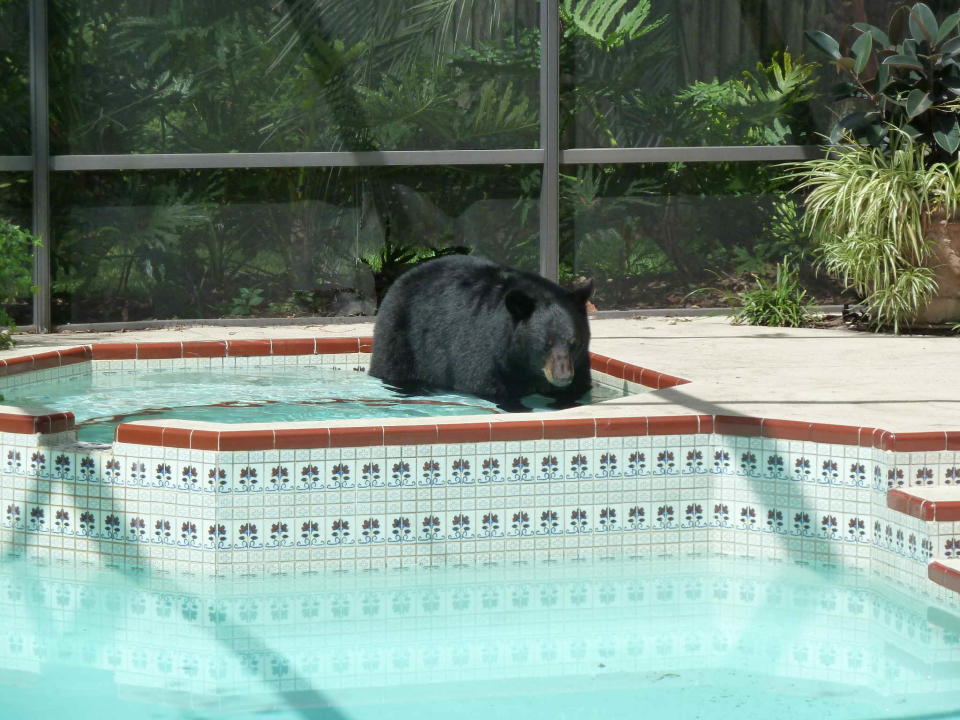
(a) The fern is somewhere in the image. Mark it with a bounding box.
[461,80,538,141]
[560,0,665,49]
[353,73,453,146]
[741,52,816,108]
[672,52,817,146]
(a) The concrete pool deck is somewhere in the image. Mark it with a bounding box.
[3,312,958,434]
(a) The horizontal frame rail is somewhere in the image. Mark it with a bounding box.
[561,145,823,164]
[40,145,825,172]
[0,156,33,171]
[50,149,544,171]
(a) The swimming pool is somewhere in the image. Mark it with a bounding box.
[0,337,957,604]
[2,554,959,720]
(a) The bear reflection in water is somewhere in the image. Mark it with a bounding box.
[369,255,592,410]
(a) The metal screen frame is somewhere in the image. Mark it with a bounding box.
[2,0,825,332]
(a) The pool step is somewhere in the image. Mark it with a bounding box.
[888,487,960,595]
[888,487,960,522]
[930,560,960,594]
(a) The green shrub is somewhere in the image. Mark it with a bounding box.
[733,258,815,328]
[227,287,265,317]
[0,219,39,349]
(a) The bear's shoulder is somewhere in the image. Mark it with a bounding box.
[412,255,562,297]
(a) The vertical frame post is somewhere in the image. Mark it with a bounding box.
[29,0,50,332]
[538,0,560,282]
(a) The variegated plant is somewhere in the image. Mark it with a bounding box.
[787,130,960,332]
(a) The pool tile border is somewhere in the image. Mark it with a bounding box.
[105,417,956,453]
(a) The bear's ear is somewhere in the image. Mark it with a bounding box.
[570,280,593,305]
[505,288,536,322]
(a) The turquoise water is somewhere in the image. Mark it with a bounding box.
[2,556,960,720]
[3,366,623,444]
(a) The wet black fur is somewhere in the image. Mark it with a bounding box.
[369,255,591,403]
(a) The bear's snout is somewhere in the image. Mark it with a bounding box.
[543,346,574,387]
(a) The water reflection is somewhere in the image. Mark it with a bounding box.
[1,556,959,719]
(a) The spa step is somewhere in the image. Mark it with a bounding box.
[929,560,960,594]
[888,489,960,597]
[887,487,960,522]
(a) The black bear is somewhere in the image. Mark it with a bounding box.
[369,255,592,405]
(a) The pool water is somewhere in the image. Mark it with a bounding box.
[2,365,625,444]
[2,556,959,720]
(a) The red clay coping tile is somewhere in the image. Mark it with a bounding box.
[928,562,960,595]
[542,418,596,439]
[269,338,316,356]
[88,337,365,361]
[90,343,137,360]
[383,425,439,446]
[596,417,648,437]
[107,413,932,451]
[274,428,330,450]
[490,421,543,442]
[160,426,193,449]
[437,422,492,444]
[588,352,684,389]
[218,430,276,452]
[59,346,93,365]
[182,341,228,358]
[647,415,699,435]
[115,424,165,446]
[887,489,960,522]
[890,431,948,452]
[31,351,62,371]
[225,339,271,357]
[329,426,384,447]
[715,415,762,437]
[34,412,74,434]
[0,347,93,377]
[0,355,34,376]
[137,342,184,360]
[0,410,74,434]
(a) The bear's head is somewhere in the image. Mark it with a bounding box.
[504,279,592,391]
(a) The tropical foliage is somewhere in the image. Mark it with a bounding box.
[0,218,38,346]
[0,0,889,321]
[805,2,960,160]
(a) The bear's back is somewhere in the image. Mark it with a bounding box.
[369,256,520,393]
[369,254,589,400]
